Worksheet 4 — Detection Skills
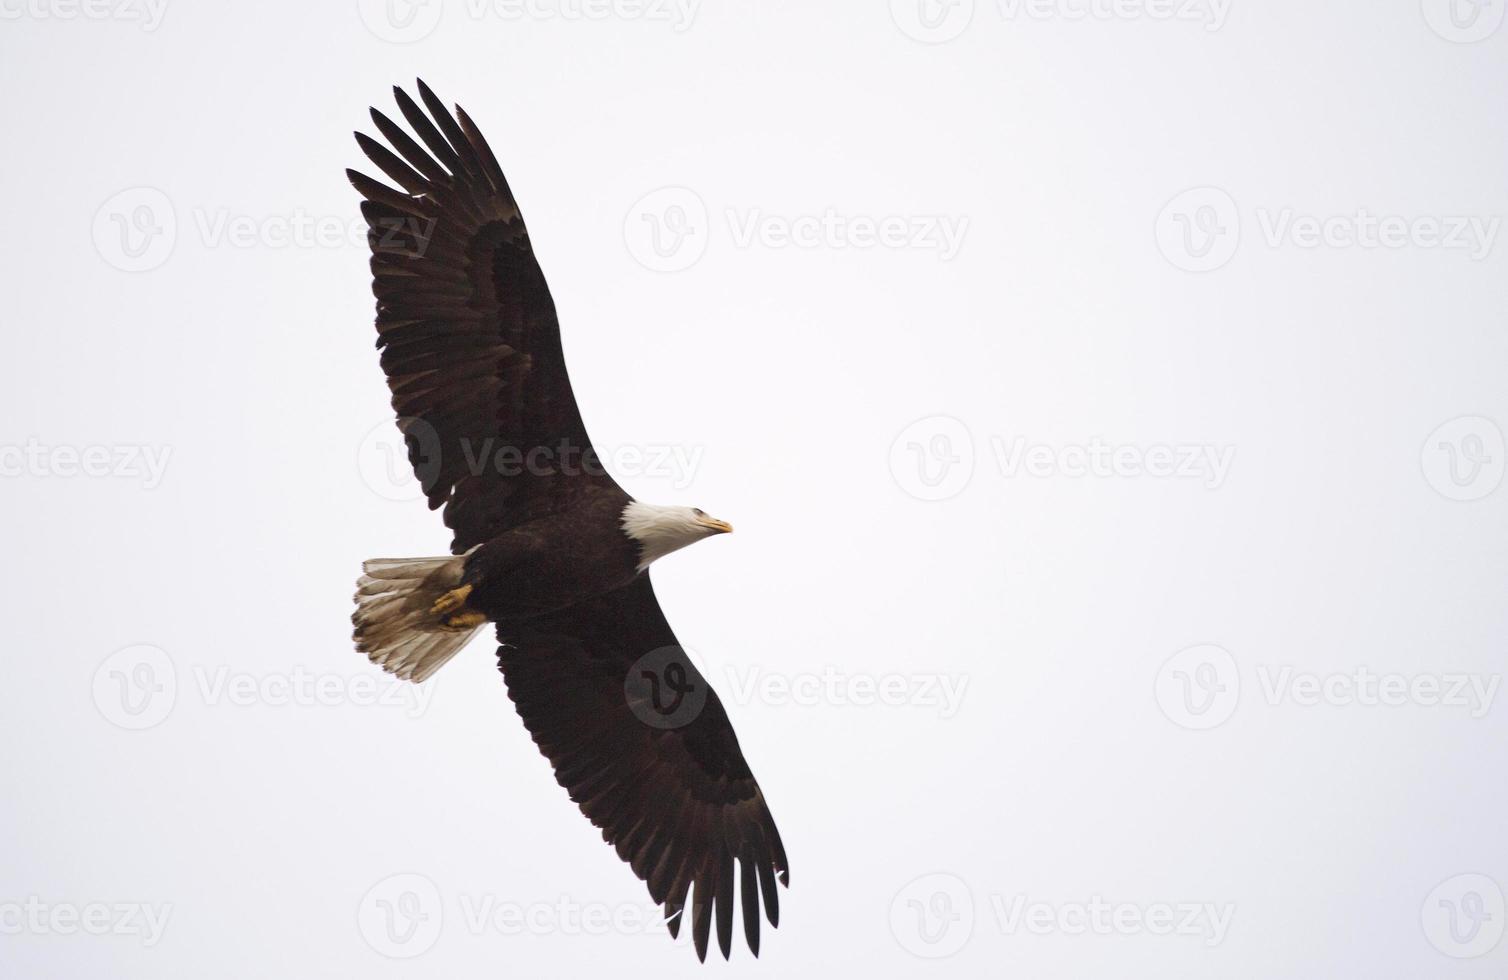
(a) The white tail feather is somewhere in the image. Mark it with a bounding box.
[352,554,484,683]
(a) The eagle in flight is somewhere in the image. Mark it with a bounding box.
[346,80,788,961]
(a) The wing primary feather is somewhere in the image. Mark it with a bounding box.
[346,168,431,217]
[757,858,780,927]
[664,896,685,940]
[454,104,509,198]
[740,854,761,957]
[393,84,465,175]
[715,848,735,959]
[691,875,713,963]
[647,803,697,903]
[369,108,451,184]
[354,132,431,196]
[414,79,486,182]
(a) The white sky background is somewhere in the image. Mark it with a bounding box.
[2,1,1508,977]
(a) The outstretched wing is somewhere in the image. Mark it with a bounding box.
[498,575,790,961]
[349,79,610,553]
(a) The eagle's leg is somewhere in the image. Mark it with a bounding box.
[440,610,488,631]
[430,583,473,616]
[432,583,485,630]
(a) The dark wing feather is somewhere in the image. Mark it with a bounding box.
[350,79,611,553]
[498,575,790,961]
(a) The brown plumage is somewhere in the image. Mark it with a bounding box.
[346,80,789,961]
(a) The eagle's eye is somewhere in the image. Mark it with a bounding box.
[692,508,705,517]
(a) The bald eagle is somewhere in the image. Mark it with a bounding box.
[347,81,788,962]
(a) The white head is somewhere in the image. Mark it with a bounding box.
[621,501,734,571]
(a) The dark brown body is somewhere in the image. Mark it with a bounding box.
[459,483,642,622]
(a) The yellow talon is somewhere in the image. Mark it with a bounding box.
[440,610,487,631]
[431,583,473,616]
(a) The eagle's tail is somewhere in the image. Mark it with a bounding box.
[352,554,486,683]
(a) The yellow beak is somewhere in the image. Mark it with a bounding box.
[698,516,734,535]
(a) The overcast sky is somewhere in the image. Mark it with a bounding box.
[3,1,1508,977]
